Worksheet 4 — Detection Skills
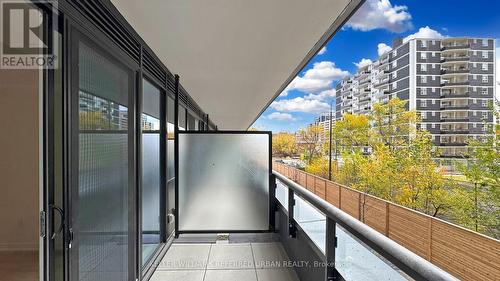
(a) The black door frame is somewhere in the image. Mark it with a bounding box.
[67,25,139,281]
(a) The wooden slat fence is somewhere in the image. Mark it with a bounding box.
[273,162,500,280]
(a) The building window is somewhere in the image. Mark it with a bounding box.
[482,76,488,83]
[431,111,436,116]
[482,51,488,58]
[421,123,426,129]
[420,64,427,71]
[421,76,427,83]
[431,99,436,104]
[421,40,427,47]
[421,100,427,107]
[432,123,436,128]
[392,60,397,68]
[482,63,488,71]
[432,40,436,45]
[421,88,427,95]
[482,112,488,119]
[421,112,427,119]
[482,39,488,47]
[392,82,397,90]
[473,123,477,128]
[421,52,427,59]
[482,88,488,95]
[393,49,398,56]
[482,100,488,107]
[473,98,477,104]
[392,72,397,79]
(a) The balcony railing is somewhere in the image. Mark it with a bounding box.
[273,170,457,281]
[440,129,469,134]
[441,69,469,74]
[273,163,500,281]
[441,80,469,86]
[440,104,469,110]
[441,92,469,98]
[441,56,470,62]
[441,44,470,50]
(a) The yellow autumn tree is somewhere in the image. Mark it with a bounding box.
[272,133,297,157]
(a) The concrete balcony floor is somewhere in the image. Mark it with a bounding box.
[151,235,299,281]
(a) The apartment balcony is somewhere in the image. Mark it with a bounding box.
[441,104,469,110]
[441,80,469,86]
[440,129,470,134]
[441,68,469,74]
[441,43,470,50]
[441,117,469,122]
[5,2,499,281]
[441,91,469,98]
[441,56,470,62]
[373,79,389,87]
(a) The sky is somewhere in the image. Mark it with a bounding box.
[251,0,500,133]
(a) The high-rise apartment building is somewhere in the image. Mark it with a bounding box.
[335,37,496,161]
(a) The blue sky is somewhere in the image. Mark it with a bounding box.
[252,0,500,132]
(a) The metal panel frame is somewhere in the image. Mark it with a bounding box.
[175,130,273,234]
[68,24,139,281]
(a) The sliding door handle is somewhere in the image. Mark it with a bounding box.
[50,204,64,239]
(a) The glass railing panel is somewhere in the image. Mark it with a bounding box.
[275,180,288,211]
[294,195,326,253]
[335,225,412,281]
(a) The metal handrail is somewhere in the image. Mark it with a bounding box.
[273,171,458,281]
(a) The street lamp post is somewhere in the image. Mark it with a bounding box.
[328,101,333,181]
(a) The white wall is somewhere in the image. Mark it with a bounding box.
[0,68,40,251]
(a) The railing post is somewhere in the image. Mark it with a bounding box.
[325,217,339,280]
[288,188,296,238]
[269,174,276,231]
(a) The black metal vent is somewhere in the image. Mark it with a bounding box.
[143,50,167,86]
[66,0,215,126]
[69,0,141,64]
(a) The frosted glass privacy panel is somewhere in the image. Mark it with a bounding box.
[178,133,270,231]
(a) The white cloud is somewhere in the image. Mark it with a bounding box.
[403,26,446,43]
[304,89,336,101]
[267,112,296,121]
[278,91,288,97]
[285,61,349,93]
[377,43,392,56]
[354,58,373,69]
[270,97,330,114]
[346,0,412,33]
[318,46,327,55]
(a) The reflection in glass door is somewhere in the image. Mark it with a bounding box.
[141,79,161,265]
[73,35,133,281]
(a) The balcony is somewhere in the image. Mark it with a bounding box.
[441,68,469,74]
[441,91,469,98]
[441,80,469,86]
[441,104,469,110]
[441,43,470,50]
[441,56,470,62]
[441,117,469,122]
[440,129,469,134]
[4,2,499,281]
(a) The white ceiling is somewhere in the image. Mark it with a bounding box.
[111,0,361,129]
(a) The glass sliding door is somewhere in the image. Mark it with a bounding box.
[140,79,161,266]
[72,32,134,281]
